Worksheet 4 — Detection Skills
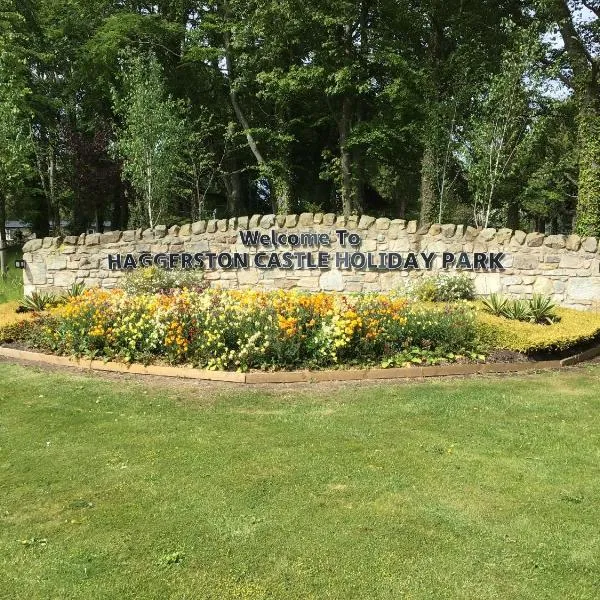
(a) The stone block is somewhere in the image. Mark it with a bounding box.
[441,224,456,238]
[23,238,42,252]
[464,226,479,241]
[567,278,600,302]
[428,223,442,236]
[407,220,417,234]
[526,232,544,247]
[153,225,167,238]
[228,218,237,230]
[53,270,75,288]
[559,254,584,269]
[565,234,581,251]
[47,256,67,270]
[319,270,344,291]
[323,213,336,226]
[358,215,376,230]
[43,237,55,248]
[495,228,513,244]
[168,225,180,236]
[217,219,228,232]
[25,261,47,285]
[122,230,136,242]
[473,273,502,296]
[249,215,261,228]
[260,214,275,228]
[206,220,217,233]
[142,228,154,240]
[513,255,539,270]
[275,214,286,227]
[582,237,598,253]
[510,230,527,246]
[533,276,555,295]
[376,217,391,230]
[479,228,496,242]
[85,233,100,246]
[285,214,298,227]
[63,236,78,245]
[347,215,359,228]
[314,212,324,224]
[237,216,249,230]
[544,234,566,249]
[298,212,314,226]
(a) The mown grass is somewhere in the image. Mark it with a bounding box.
[0,246,24,304]
[0,363,598,599]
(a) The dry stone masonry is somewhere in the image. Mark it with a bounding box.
[22,213,600,310]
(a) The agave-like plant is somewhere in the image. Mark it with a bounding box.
[481,293,508,317]
[64,281,86,299]
[528,294,558,324]
[501,299,531,322]
[19,291,60,312]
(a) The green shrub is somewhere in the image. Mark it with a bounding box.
[481,294,558,324]
[476,307,600,353]
[411,274,475,302]
[122,266,208,295]
[0,317,41,345]
[18,291,61,312]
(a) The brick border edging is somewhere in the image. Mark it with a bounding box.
[2,346,597,384]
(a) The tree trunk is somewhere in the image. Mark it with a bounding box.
[339,95,353,217]
[506,201,520,230]
[0,192,7,274]
[419,144,437,225]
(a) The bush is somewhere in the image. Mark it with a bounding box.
[28,289,482,370]
[122,266,208,295]
[481,294,559,324]
[411,274,475,302]
[18,291,62,312]
[476,307,600,353]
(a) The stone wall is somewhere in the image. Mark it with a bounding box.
[22,213,600,310]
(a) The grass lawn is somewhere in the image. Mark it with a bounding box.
[0,246,24,304]
[0,363,598,599]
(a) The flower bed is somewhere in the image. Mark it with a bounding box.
[2,288,599,372]
[3,289,482,371]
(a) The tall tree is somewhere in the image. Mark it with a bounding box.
[536,0,600,236]
[112,50,188,228]
[0,1,32,271]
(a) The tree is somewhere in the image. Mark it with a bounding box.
[112,51,188,229]
[461,36,540,228]
[0,2,32,271]
[536,0,600,236]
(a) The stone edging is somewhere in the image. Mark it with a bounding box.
[1,346,597,384]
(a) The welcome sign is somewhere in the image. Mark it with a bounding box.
[107,229,506,271]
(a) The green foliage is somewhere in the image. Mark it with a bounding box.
[64,281,86,299]
[575,110,600,237]
[122,266,208,295]
[411,274,475,302]
[18,290,60,312]
[461,33,541,227]
[481,294,558,325]
[112,50,188,229]
[476,307,600,353]
[0,316,38,344]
